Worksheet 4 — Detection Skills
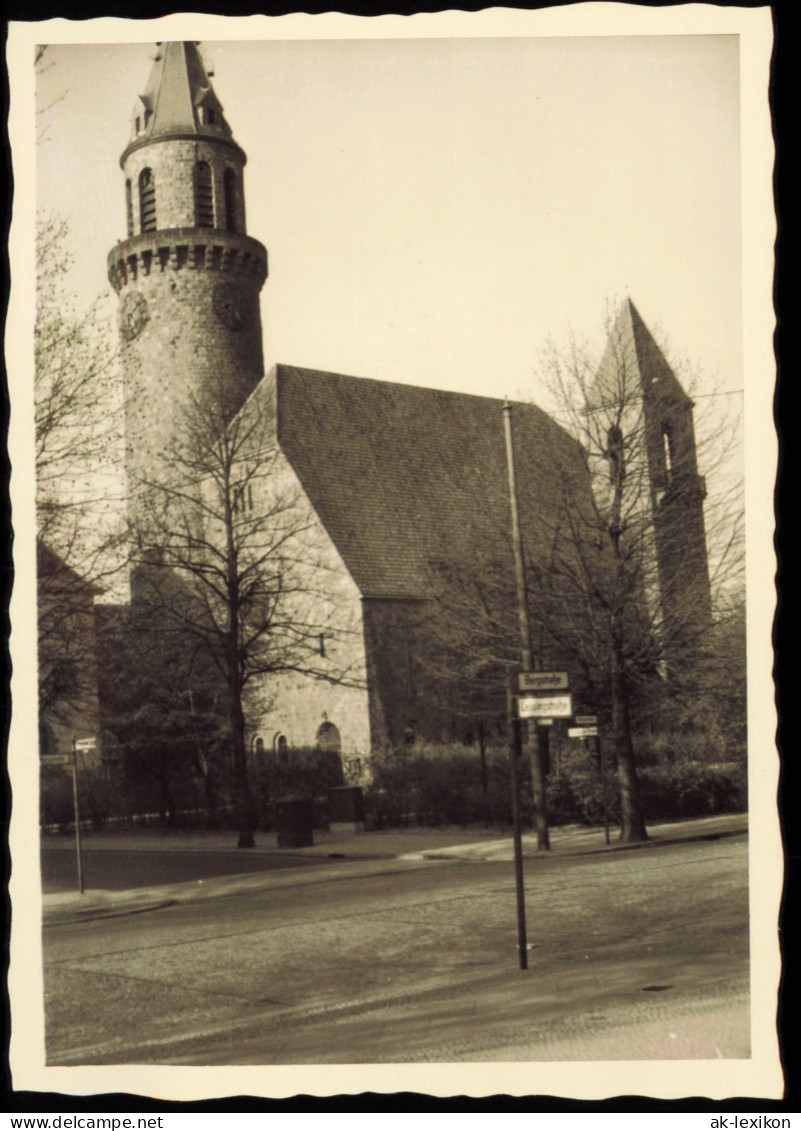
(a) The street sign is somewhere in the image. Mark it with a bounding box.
[574,715,598,726]
[518,671,569,692]
[519,693,572,719]
[41,754,74,767]
[74,737,96,752]
[568,726,598,739]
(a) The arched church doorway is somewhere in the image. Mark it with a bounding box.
[316,721,341,754]
[315,720,344,788]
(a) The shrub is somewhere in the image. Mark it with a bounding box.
[637,758,747,820]
[360,745,746,831]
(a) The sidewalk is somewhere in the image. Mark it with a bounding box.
[40,812,746,923]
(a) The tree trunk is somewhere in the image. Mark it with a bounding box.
[529,723,550,851]
[227,647,256,847]
[159,772,176,828]
[478,723,489,826]
[224,513,256,848]
[611,652,648,843]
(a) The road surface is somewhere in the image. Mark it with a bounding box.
[42,835,749,1064]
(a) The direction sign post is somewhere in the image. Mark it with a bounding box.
[518,671,569,692]
[41,753,75,768]
[506,671,529,971]
[71,738,85,894]
[596,736,611,846]
[518,693,572,719]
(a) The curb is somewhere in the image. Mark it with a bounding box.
[43,899,178,927]
[415,824,748,862]
[41,820,747,923]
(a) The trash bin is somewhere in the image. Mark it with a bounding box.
[275,796,314,848]
[328,786,365,834]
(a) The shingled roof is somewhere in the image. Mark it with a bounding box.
[247,365,587,600]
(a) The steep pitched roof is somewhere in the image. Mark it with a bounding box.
[262,365,587,599]
[122,42,238,160]
[37,540,102,599]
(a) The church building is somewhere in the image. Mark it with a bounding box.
[104,41,711,781]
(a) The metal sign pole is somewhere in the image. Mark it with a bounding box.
[507,673,528,970]
[503,401,550,851]
[71,739,84,894]
[597,737,611,846]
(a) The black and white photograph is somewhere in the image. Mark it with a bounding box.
[6,5,780,1102]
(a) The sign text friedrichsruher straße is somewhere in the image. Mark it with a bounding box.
[518,693,573,719]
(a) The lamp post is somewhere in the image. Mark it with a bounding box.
[502,401,550,852]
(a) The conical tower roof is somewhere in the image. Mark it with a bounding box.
[590,299,692,411]
[619,299,691,404]
[121,41,241,163]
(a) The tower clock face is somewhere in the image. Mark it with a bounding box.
[213,282,248,330]
[120,291,149,340]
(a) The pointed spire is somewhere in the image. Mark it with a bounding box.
[588,299,692,413]
[123,42,237,158]
[622,299,692,405]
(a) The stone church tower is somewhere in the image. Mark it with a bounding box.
[602,300,713,671]
[107,42,268,518]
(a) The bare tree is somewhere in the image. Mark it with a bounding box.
[35,45,68,145]
[131,384,364,847]
[35,214,126,738]
[531,301,745,842]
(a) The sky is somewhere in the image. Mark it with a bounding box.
[32,21,750,414]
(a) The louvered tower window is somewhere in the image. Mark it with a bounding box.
[125,179,134,237]
[223,168,237,231]
[139,168,156,233]
[662,423,675,482]
[194,162,214,227]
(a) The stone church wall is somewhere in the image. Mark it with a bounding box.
[241,449,371,781]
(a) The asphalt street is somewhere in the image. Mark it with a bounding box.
[41,843,342,892]
[41,832,749,1065]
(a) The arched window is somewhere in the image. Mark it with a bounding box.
[194,162,213,227]
[139,168,156,232]
[606,424,625,484]
[224,168,237,231]
[125,179,134,237]
[39,721,57,757]
[273,733,289,763]
[662,423,674,471]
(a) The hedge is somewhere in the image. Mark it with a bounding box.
[361,747,747,830]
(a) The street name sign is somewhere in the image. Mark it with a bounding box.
[74,737,96,752]
[41,754,74,767]
[519,693,572,719]
[568,726,599,739]
[575,715,598,726]
[518,671,569,692]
